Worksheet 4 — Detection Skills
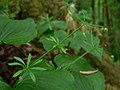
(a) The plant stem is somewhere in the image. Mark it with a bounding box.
[37,46,56,60]
[63,49,93,69]
[11,22,86,88]
[60,24,84,43]
[36,24,84,60]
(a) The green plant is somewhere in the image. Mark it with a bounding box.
[36,14,68,38]
[8,54,46,83]
[0,15,37,44]
[0,3,104,90]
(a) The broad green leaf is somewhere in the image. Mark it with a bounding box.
[50,20,68,30]
[42,37,56,51]
[15,70,77,90]
[54,54,78,68]
[73,72,93,90]
[13,69,25,77]
[69,30,83,52]
[70,30,103,61]
[41,32,55,51]
[73,72,104,90]
[0,77,12,90]
[54,54,93,70]
[30,67,46,71]
[36,21,49,35]
[28,70,36,82]
[14,57,25,66]
[0,16,37,44]
[0,11,9,18]
[86,72,104,90]
[37,20,68,36]
[54,54,104,90]
[54,30,69,45]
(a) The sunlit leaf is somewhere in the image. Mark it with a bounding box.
[14,57,25,66]
[27,54,32,67]
[8,62,24,67]
[13,69,25,77]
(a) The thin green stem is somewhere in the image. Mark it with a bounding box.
[63,49,93,69]
[60,24,84,43]
[37,46,56,60]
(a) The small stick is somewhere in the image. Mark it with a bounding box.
[80,68,99,75]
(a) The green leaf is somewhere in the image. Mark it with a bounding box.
[0,77,12,90]
[69,31,83,52]
[31,59,53,70]
[30,67,46,71]
[81,30,103,61]
[30,59,43,67]
[54,54,78,68]
[47,36,59,43]
[13,69,25,77]
[70,30,103,61]
[36,20,68,36]
[0,16,37,44]
[50,20,68,30]
[8,62,24,67]
[42,32,55,51]
[43,30,69,51]
[59,47,67,54]
[14,57,25,66]
[55,31,69,45]
[27,54,32,67]
[15,70,77,90]
[29,70,36,82]
[74,73,93,90]
[36,21,49,35]
[73,71,104,90]
[54,54,104,90]
[54,54,92,70]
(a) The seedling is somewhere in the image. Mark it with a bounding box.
[8,54,46,82]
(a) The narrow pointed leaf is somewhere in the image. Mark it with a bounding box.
[29,70,36,82]
[27,54,32,67]
[30,67,46,71]
[14,57,25,66]
[8,62,24,67]
[13,69,25,77]
[30,59,43,67]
